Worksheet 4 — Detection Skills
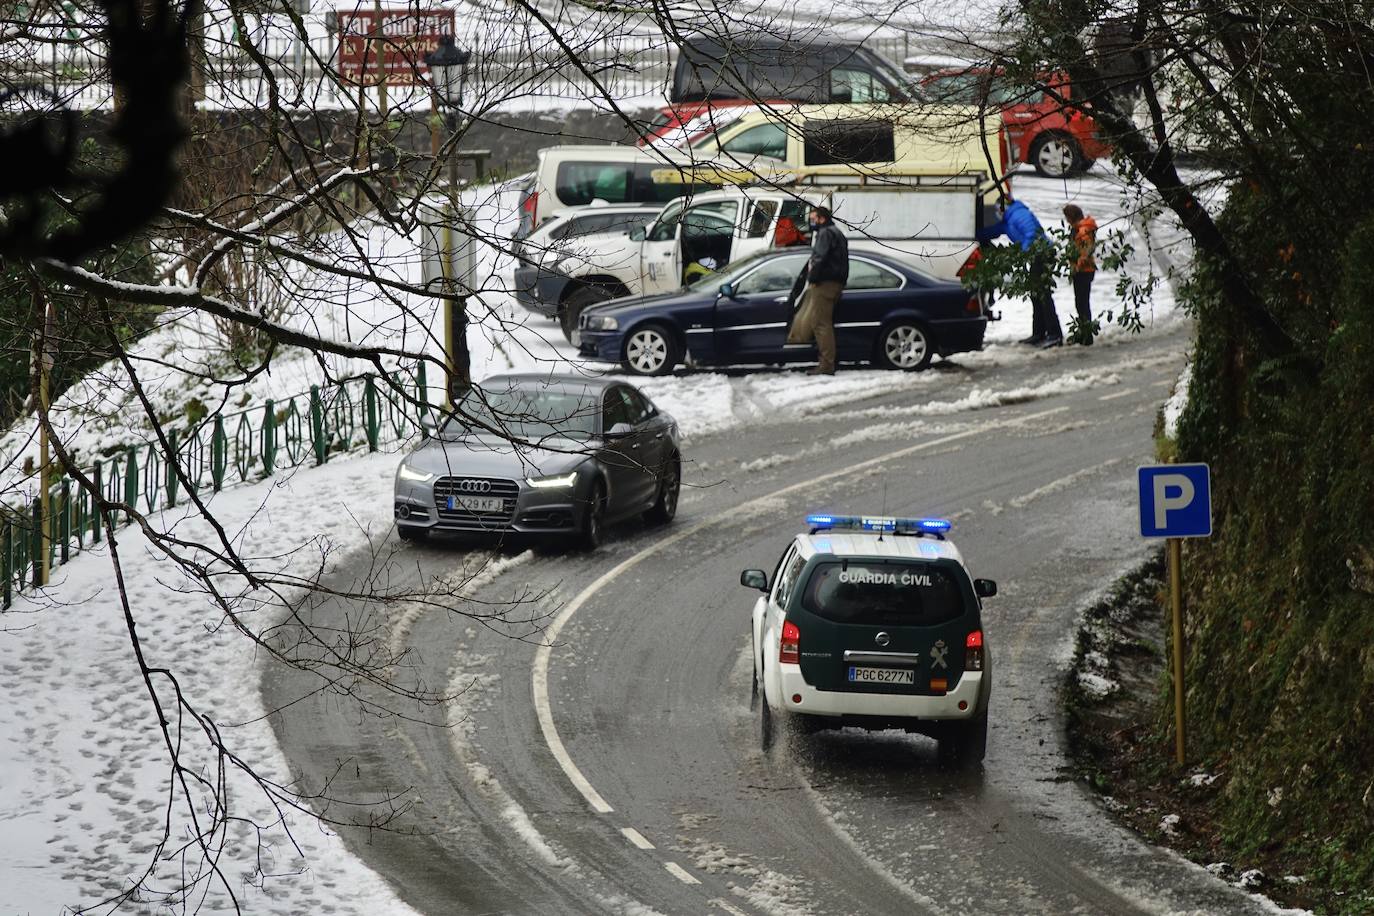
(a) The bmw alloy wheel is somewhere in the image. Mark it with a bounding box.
[882,323,931,370]
[625,328,669,374]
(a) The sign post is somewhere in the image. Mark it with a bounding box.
[335,7,455,86]
[1138,463,1212,766]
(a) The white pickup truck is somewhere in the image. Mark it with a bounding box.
[519,177,990,340]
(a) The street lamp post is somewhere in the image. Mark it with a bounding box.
[424,35,472,405]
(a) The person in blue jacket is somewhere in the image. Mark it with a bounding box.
[977,196,1063,347]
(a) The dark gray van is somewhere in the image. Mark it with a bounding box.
[672,36,913,105]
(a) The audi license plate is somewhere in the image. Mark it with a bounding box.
[848,666,915,685]
[447,496,504,513]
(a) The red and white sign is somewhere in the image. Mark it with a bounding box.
[336,7,455,86]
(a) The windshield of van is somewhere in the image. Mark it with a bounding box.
[800,560,968,626]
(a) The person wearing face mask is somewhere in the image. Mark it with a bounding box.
[785,206,849,375]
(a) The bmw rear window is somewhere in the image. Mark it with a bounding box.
[800,560,968,626]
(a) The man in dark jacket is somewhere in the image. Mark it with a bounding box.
[786,206,849,374]
[977,196,1063,348]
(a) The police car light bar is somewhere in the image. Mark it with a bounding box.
[805,514,952,535]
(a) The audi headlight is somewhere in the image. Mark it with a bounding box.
[526,470,579,489]
[584,315,619,331]
[397,463,436,483]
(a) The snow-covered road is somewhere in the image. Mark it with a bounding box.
[0,166,1200,913]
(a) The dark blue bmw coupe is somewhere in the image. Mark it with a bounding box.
[574,249,989,376]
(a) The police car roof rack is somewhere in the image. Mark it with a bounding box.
[806,514,950,540]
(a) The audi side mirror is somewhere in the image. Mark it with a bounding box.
[740,569,768,591]
[629,225,646,241]
[604,422,634,439]
[974,578,998,598]
[718,281,736,299]
[419,413,439,439]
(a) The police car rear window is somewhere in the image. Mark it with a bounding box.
[800,561,966,626]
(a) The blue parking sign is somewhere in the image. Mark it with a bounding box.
[1138,464,1212,538]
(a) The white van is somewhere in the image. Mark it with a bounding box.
[515,145,783,238]
[692,104,1013,195]
[533,177,988,339]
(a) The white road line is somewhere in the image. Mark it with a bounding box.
[1098,387,1137,401]
[1008,458,1123,510]
[664,862,701,885]
[531,406,1068,813]
[620,826,655,850]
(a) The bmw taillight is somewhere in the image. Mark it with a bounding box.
[965,629,985,671]
[779,620,801,664]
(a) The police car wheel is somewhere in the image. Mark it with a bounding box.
[644,457,680,524]
[938,710,988,768]
[875,320,933,371]
[621,324,681,377]
[759,692,776,750]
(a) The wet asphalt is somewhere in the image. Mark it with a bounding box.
[262,318,1277,915]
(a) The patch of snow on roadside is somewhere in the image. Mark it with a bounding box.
[0,452,421,914]
[1163,360,1192,438]
[1078,670,1119,699]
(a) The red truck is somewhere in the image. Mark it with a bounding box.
[920,68,1111,178]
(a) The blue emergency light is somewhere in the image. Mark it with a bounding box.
[806,513,952,536]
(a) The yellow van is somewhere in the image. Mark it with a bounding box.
[689,104,1012,192]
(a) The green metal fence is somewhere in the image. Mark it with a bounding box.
[2,363,430,609]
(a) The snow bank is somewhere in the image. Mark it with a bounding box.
[0,453,420,913]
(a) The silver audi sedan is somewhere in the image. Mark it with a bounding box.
[394,374,681,547]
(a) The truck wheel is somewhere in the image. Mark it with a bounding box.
[1030,132,1083,179]
[621,323,682,376]
[874,320,933,371]
[561,286,612,342]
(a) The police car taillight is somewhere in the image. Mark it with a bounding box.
[965,629,985,671]
[780,620,801,664]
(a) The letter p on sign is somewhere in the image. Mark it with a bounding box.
[1139,464,1212,538]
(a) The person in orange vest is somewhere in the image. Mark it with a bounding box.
[1063,203,1098,345]
[773,215,807,247]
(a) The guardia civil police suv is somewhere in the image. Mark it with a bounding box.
[741,514,996,765]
